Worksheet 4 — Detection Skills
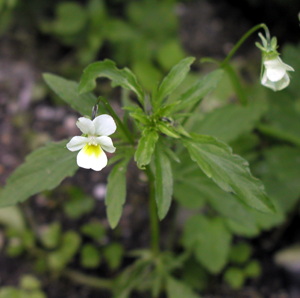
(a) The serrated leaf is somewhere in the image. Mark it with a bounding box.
[105,159,129,228]
[134,128,159,169]
[78,59,145,105]
[166,277,200,298]
[0,141,78,208]
[172,69,224,112]
[154,143,173,220]
[156,57,195,105]
[182,215,231,273]
[43,73,99,116]
[183,134,275,213]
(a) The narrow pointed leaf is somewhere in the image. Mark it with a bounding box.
[156,57,195,104]
[183,134,275,213]
[154,144,173,220]
[134,128,159,169]
[172,69,224,112]
[43,73,99,116]
[0,141,77,208]
[105,159,129,229]
[78,59,145,105]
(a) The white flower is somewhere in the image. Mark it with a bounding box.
[67,114,116,171]
[261,56,294,91]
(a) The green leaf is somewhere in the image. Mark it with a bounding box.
[43,73,99,116]
[156,57,195,104]
[47,231,81,271]
[0,206,26,232]
[51,2,87,35]
[172,69,224,112]
[224,267,245,289]
[183,215,231,273]
[80,244,101,268]
[173,166,259,236]
[189,99,267,143]
[183,134,275,213]
[103,243,124,270]
[258,146,300,213]
[166,277,200,298]
[40,222,61,249]
[78,59,145,105]
[134,128,159,169]
[229,242,252,264]
[80,221,106,241]
[154,143,173,220]
[257,94,300,146]
[63,188,95,219]
[244,260,261,278]
[105,159,129,228]
[20,275,42,291]
[0,141,78,208]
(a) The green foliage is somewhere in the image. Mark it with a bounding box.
[224,267,245,289]
[183,215,232,273]
[156,57,195,106]
[2,23,297,297]
[134,129,159,169]
[172,69,224,112]
[63,188,95,219]
[153,142,173,220]
[40,222,61,249]
[229,242,252,264]
[78,59,145,105]
[105,158,129,228]
[43,73,100,116]
[47,231,81,271]
[103,243,124,271]
[166,277,200,298]
[80,221,106,241]
[80,244,101,268]
[183,134,274,213]
[0,141,78,208]
[0,275,46,298]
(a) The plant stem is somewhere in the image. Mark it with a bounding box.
[63,269,113,290]
[222,23,268,65]
[100,96,135,145]
[146,166,160,255]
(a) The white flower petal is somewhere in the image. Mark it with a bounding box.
[93,114,116,136]
[266,67,285,82]
[66,136,88,152]
[76,117,95,135]
[96,136,116,153]
[77,144,108,171]
[262,56,294,91]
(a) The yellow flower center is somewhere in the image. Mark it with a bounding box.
[83,144,102,157]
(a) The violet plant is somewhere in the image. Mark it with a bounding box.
[0,23,294,296]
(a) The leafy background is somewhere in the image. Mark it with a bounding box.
[1,0,300,297]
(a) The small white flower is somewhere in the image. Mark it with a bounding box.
[261,56,294,91]
[67,114,116,171]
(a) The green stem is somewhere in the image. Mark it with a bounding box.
[100,96,135,145]
[222,23,268,65]
[223,63,248,105]
[146,166,160,255]
[63,269,113,290]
